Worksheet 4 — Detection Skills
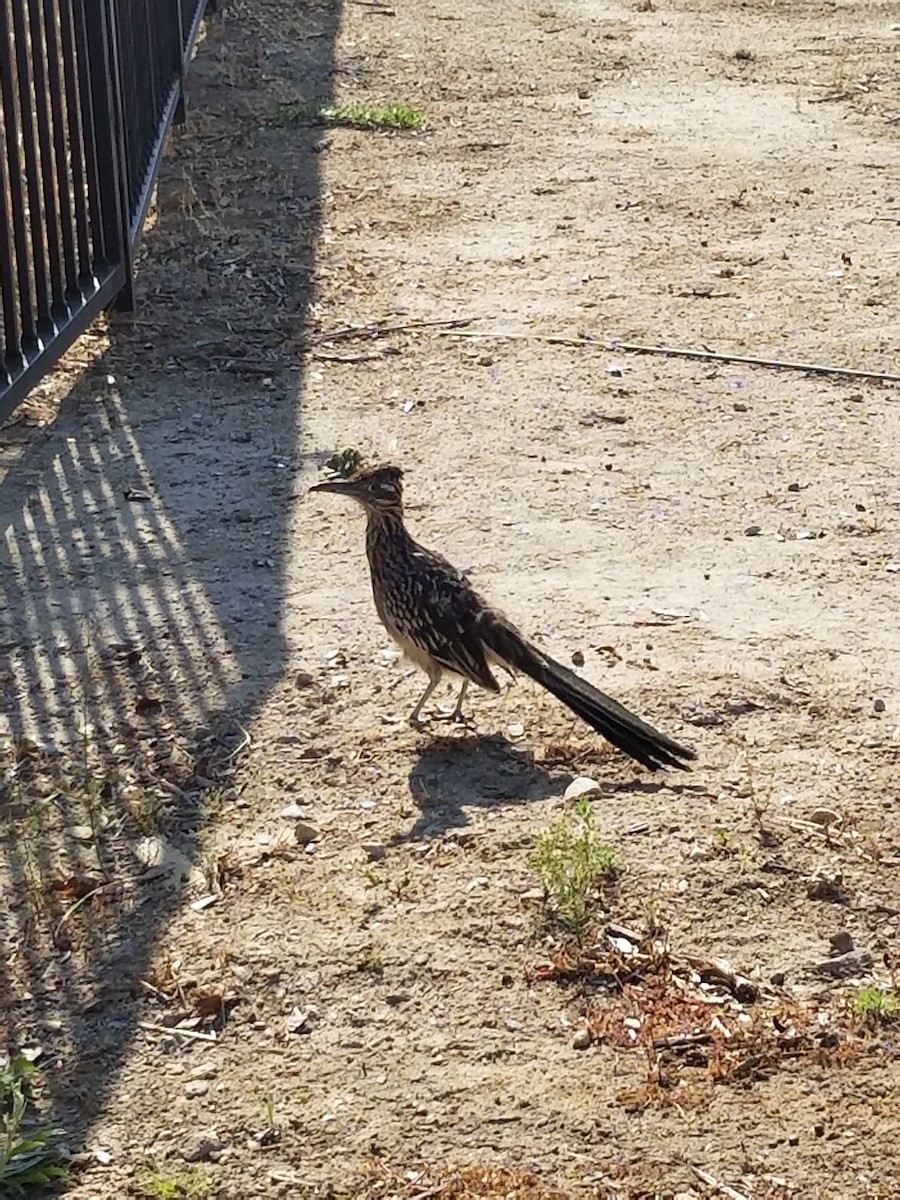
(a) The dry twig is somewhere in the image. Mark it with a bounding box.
[440,328,900,384]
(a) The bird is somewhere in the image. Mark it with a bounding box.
[310,463,696,772]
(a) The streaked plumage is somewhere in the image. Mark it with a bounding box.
[310,464,696,772]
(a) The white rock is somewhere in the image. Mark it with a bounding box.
[564,776,601,800]
[133,836,205,888]
[190,1061,219,1080]
[280,802,313,820]
[609,936,635,955]
[65,825,94,842]
[285,1005,318,1034]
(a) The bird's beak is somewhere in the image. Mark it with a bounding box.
[309,478,358,498]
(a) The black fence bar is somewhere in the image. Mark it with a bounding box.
[57,0,95,289]
[1,0,213,423]
[116,0,185,253]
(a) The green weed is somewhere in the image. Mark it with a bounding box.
[278,100,426,131]
[531,798,618,936]
[852,985,898,1023]
[0,1057,66,1195]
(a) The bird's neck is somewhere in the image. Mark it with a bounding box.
[365,506,410,557]
[364,509,416,616]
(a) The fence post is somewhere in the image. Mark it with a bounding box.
[76,0,134,311]
[174,0,188,126]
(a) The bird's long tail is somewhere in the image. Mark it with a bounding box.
[478,612,696,772]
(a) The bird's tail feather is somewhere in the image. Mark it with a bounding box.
[479,614,695,772]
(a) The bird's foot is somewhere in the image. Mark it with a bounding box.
[436,705,475,727]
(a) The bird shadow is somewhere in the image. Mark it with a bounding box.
[400,732,565,840]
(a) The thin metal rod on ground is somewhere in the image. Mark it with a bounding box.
[439,328,900,385]
[613,340,900,384]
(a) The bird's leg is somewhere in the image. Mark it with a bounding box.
[435,679,474,725]
[450,679,470,724]
[408,666,442,727]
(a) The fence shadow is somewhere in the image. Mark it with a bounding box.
[0,0,340,1161]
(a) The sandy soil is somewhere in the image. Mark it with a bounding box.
[2,0,900,1197]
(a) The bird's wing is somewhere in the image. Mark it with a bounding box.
[395,551,501,691]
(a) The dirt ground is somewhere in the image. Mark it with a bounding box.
[2,0,900,1196]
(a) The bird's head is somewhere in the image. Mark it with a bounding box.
[310,463,404,513]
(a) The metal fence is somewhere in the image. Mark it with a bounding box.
[0,0,213,423]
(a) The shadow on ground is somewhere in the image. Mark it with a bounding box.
[403,734,563,838]
[0,0,341,1157]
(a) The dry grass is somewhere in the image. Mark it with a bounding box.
[360,1161,574,1200]
[530,924,897,1112]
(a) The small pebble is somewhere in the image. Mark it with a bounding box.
[564,776,601,801]
[807,872,846,902]
[733,401,748,412]
[65,825,94,842]
[180,1131,222,1163]
[363,841,387,862]
[251,1128,281,1149]
[812,949,872,979]
[571,650,585,667]
[285,1005,318,1034]
[874,698,886,713]
[744,524,762,537]
[770,971,786,987]
[787,482,801,493]
[609,936,636,955]
[294,821,319,846]
[184,1080,209,1098]
[572,1028,592,1050]
[809,808,840,826]
[280,802,313,820]
[685,708,723,727]
[829,931,854,955]
[189,1061,219,1081]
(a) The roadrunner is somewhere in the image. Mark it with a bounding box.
[310,464,696,772]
